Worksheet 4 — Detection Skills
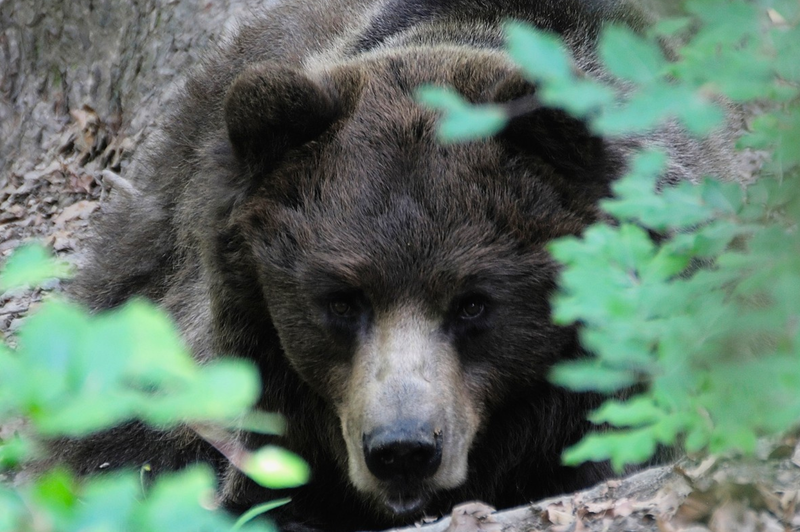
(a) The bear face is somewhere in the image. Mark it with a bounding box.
[220,51,615,518]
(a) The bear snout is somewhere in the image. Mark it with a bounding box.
[362,421,443,482]
[340,306,481,514]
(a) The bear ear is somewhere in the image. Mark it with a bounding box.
[491,75,610,181]
[223,64,342,170]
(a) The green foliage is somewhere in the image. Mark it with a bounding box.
[0,244,72,291]
[0,245,299,530]
[243,447,310,490]
[0,466,274,532]
[421,0,800,470]
[233,499,292,531]
[552,156,800,467]
[3,297,260,437]
[416,86,507,142]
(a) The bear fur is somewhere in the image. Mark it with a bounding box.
[55,0,735,530]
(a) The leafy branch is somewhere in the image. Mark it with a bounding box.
[420,0,800,470]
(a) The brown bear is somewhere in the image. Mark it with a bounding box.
[56,0,734,530]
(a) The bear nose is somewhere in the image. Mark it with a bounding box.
[362,423,442,482]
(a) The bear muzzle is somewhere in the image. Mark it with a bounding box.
[361,420,443,514]
[340,307,481,516]
[362,421,443,483]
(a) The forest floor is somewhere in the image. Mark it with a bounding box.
[416,440,800,532]
[1,105,799,532]
[0,105,134,340]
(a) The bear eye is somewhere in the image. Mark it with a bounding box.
[458,299,485,319]
[329,300,355,317]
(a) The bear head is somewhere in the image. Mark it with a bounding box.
[215,47,621,519]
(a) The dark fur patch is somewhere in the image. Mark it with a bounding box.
[224,64,342,172]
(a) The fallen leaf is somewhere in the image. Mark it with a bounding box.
[546,501,575,525]
[583,500,614,515]
[445,502,501,532]
[682,457,718,481]
[708,501,757,532]
[655,516,678,532]
[675,491,715,523]
[0,205,25,222]
[70,106,98,130]
[67,170,96,194]
[54,200,98,227]
[0,300,29,316]
[52,235,75,252]
[755,484,785,517]
[612,498,634,518]
[767,8,788,26]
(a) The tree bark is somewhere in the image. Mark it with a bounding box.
[0,0,266,180]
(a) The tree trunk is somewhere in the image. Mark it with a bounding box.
[0,0,267,335]
[0,0,267,179]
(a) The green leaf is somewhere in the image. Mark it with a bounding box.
[593,84,724,137]
[549,360,637,393]
[700,179,743,214]
[615,223,656,271]
[243,446,310,489]
[641,246,690,282]
[772,0,800,20]
[671,38,773,102]
[30,468,77,523]
[599,150,665,223]
[0,433,33,469]
[437,105,506,142]
[685,0,761,46]
[539,79,616,117]
[142,359,261,425]
[589,396,663,428]
[599,25,667,84]
[0,487,25,532]
[232,411,286,436]
[505,22,573,83]
[99,299,196,384]
[233,499,289,531]
[72,474,140,532]
[18,299,88,377]
[606,182,714,231]
[711,48,774,102]
[416,86,507,142]
[710,425,758,454]
[9,297,262,437]
[592,83,684,135]
[676,92,726,135]
[649,16,693,37]
[0,244,71,291]
[772,109,800,170]
[136,466,223,532]
[684,220,743,258]
[36,394,135,436]
[562,428,657,472]
[738,112,780,151]
[773,26,800,81]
